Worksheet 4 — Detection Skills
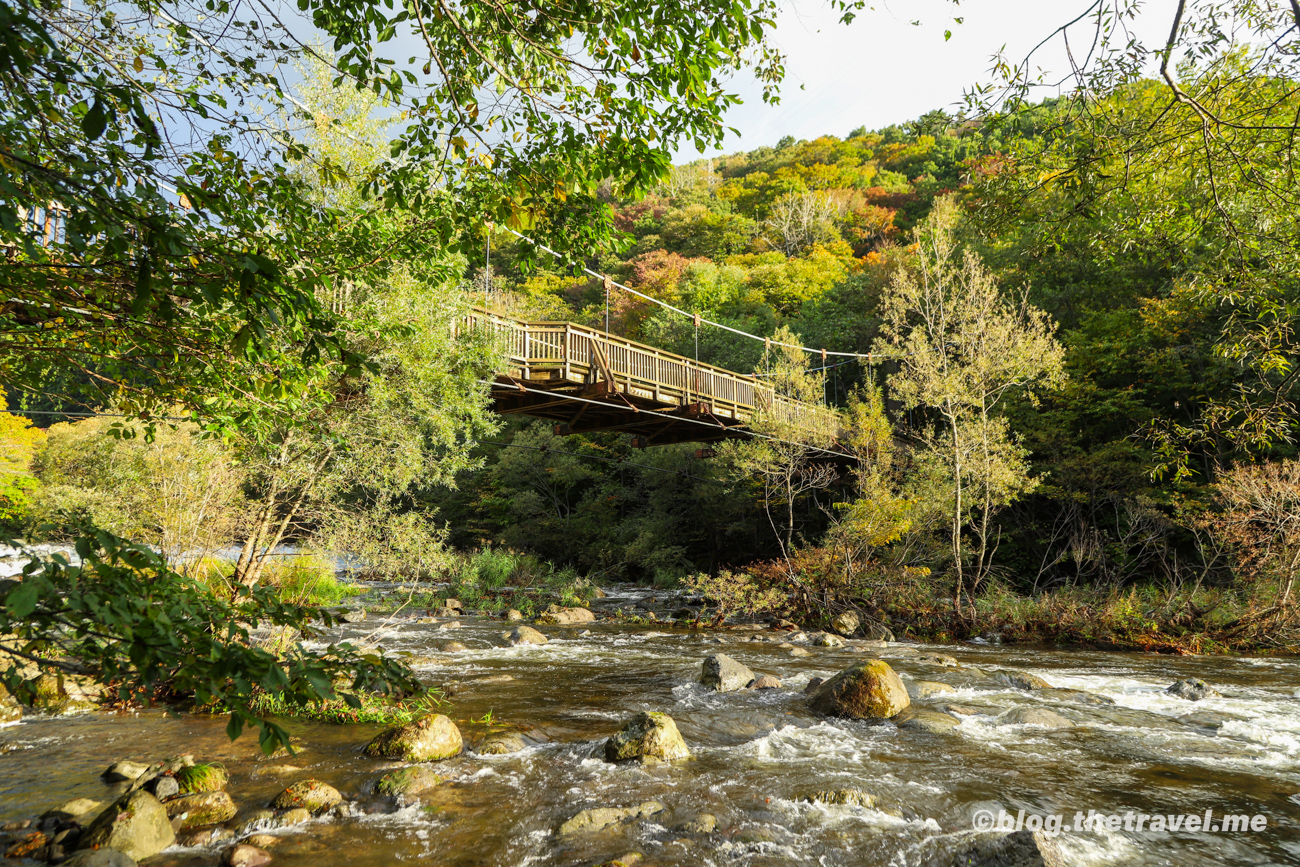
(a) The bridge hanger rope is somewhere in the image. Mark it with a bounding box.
[480,379,850,460]
[497,225,887,362]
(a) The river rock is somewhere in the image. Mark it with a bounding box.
[502,625,548,646]
[830,612,860,636]
[916,653,959,667]
[750,675,783,689]
[41,799,103,824]
[907,680,956,700]
[893,707,962,734]
[861,621,895,641]
[504,609,524,621]
[61,850,138,867]
[996,707,1075,729]
[558,801,664,835]
[268,780,342,813]
[604,712,691,763]
[675,812,717,833]
[942,829,1066,867]
[598,854,642,867]
[373,766,445,798]
[81,791,175,861]
[102,760,152,782]
[477,732,528,755]
[222,844,273,867]
[811,632,846,647]
[437,620,462,630]
[1036,688,1114,706]
[990,670,1052,690]
[1178,711,1242,732]
[699,654,754,692]
[364,714,463,762]
[789,647,811,657]
[535,605,595,625]
[802,677,825,694]
[1166,678,1220,701]
[808,659,910,720]
[234,809,310,835]
[164,791,238,829]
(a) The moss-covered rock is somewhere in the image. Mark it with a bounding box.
[164,791,238,829]
[268,780,342,813]
[477,732,528,755]
[364,714,463,762]
[603,712,690,764]
[808,659,910,720]
[373,766,446,798]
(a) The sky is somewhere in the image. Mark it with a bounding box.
[687,0,1170,158]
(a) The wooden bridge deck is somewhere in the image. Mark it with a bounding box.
[457,308,842,447]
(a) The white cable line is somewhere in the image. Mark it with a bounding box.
[478,379,849,460]
[497,225,887,361]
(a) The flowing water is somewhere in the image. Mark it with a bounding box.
[3,586,1299,866]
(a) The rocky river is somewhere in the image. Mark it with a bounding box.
[2,585,1299,867]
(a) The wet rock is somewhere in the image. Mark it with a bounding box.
[906,680,956,700]
[941,830,1066,867]
[750,675,783,690]
[860,621,895,642]
[268,780,343,814]
[941,704,986,717]
[222,843,274,867]
[596,854,641,867]
[441,641,469,652]
[504,609,524,622]
[5,831,46,858]
[699,654,754,692]
[1166,678,1220,701]
[996,707,1075,729]
[40,799,103,824]
[830,612,860,636]
[1178,711,1241,732]
[789,647,811,657]
[374,766,445,798]
[164,791,238,829]
[364,714,463,762]
[177,827,232,847]
[893,707,962,734]
[535,605,595,625]
[82,790,175,861]
[808,659,910,720]
[675,812,717,834]
[802,677,825,695]
[915,653,959,667]
[477,732,528,755]
[61,849,138,867]
[102,760,152,783]
[502,625,548,646]
[811,632,846,648]
[159,754,197,775]
[234,809,311,835]
[604,712,691,764]
[593,588,609,599]
[437,620,463,630]
[558,801,664,835]
[1036,688,1114,706]
[859,639,890,650]
[802,789,886,810]
[990,670,1052,690]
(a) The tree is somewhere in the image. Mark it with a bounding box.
[877,197,1065,615]
[1209,460,1300,625]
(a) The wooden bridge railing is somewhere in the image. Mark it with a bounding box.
[458,307,840,437]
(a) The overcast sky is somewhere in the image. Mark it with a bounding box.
[686,0,1170,158]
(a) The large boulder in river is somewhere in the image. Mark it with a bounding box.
[830,611,860,636]
[893,707,962,734]
[604,712,691,763]
[81,790,175,861]
[374,766,446,798]
[365,714,463,762]
[558,801,664,835]
[502,625,548,646]
[164,791,238,829]
[535,605,595,625]
[1166,678,1220,701]
[990,670,1052,690]
[268,779,342,813]
[940,829,1066,867]
[808,659,910,720]
[907,680,956,701]
[699,654,754,692]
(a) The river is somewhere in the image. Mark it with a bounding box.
[2,586,1298,866]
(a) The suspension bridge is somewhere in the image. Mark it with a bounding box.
[457,308,847,452]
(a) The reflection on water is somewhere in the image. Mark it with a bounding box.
[2,586,1299,866]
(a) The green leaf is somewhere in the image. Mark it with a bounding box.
[82,97,107,141]
[6,582,39,619]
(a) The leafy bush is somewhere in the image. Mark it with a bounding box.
[247,689,444,725]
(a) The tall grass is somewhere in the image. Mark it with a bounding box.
[186,553,363,606]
